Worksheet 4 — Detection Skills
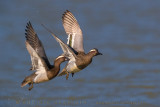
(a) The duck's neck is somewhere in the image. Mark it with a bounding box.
[86,51,95,59]
[49,61,62,77]
[54,60,63,71]
[77,51,85,55]
[48,60,63,80]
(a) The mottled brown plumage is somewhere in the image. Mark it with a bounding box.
[42,10,102,80]
[58,10,102,79]
[21,22,66,91]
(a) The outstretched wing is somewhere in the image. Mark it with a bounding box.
[62,10,84,52]
[25,41,48,74]
[42,24,77,61]
[25,21,51,70]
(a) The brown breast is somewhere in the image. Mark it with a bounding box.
[76,52,92,70]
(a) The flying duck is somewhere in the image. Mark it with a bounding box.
[21,22,67,91]
[43,10,102,80]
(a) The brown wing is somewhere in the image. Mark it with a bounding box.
[25,21,51,70]
[62,10,84,52]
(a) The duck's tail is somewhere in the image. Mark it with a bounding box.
[21,77,31,87]
[58,68,67,76]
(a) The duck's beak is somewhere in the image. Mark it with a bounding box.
[65,57,69,61]
[97,52,102,55]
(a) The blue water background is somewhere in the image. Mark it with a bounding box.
[0,0,160,107]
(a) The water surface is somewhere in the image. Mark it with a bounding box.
[0,0,160,107]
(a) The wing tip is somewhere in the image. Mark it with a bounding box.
[25,21,33,31]
[62,10,72,19]
[65,10,70,13]
[25,21,32,36]
[26,21,31,28]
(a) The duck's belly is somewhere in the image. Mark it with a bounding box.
[66,62,81,73]
[33,73,49,83]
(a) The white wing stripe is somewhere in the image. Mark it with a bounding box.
[67,34,70,45]
[72,33,76,48]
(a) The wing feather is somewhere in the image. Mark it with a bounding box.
[25,22,51,70]
[62,10,84,52]
[42,24,77,61]
[26,41,48,74]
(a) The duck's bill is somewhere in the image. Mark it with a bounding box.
[65,57,69,61]
[97,52,102,55]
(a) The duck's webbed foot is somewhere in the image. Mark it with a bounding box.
[66,72,69,80]
[28,82,33,91]
[72,73,74,77]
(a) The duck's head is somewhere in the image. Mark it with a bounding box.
[89,48,102,56]
[55,55,69,63]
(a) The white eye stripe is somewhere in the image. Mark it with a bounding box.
[56,56,64,60]
[90,49,96,52]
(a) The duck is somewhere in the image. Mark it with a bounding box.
[21,22,67,91]
[42,10,102,80]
